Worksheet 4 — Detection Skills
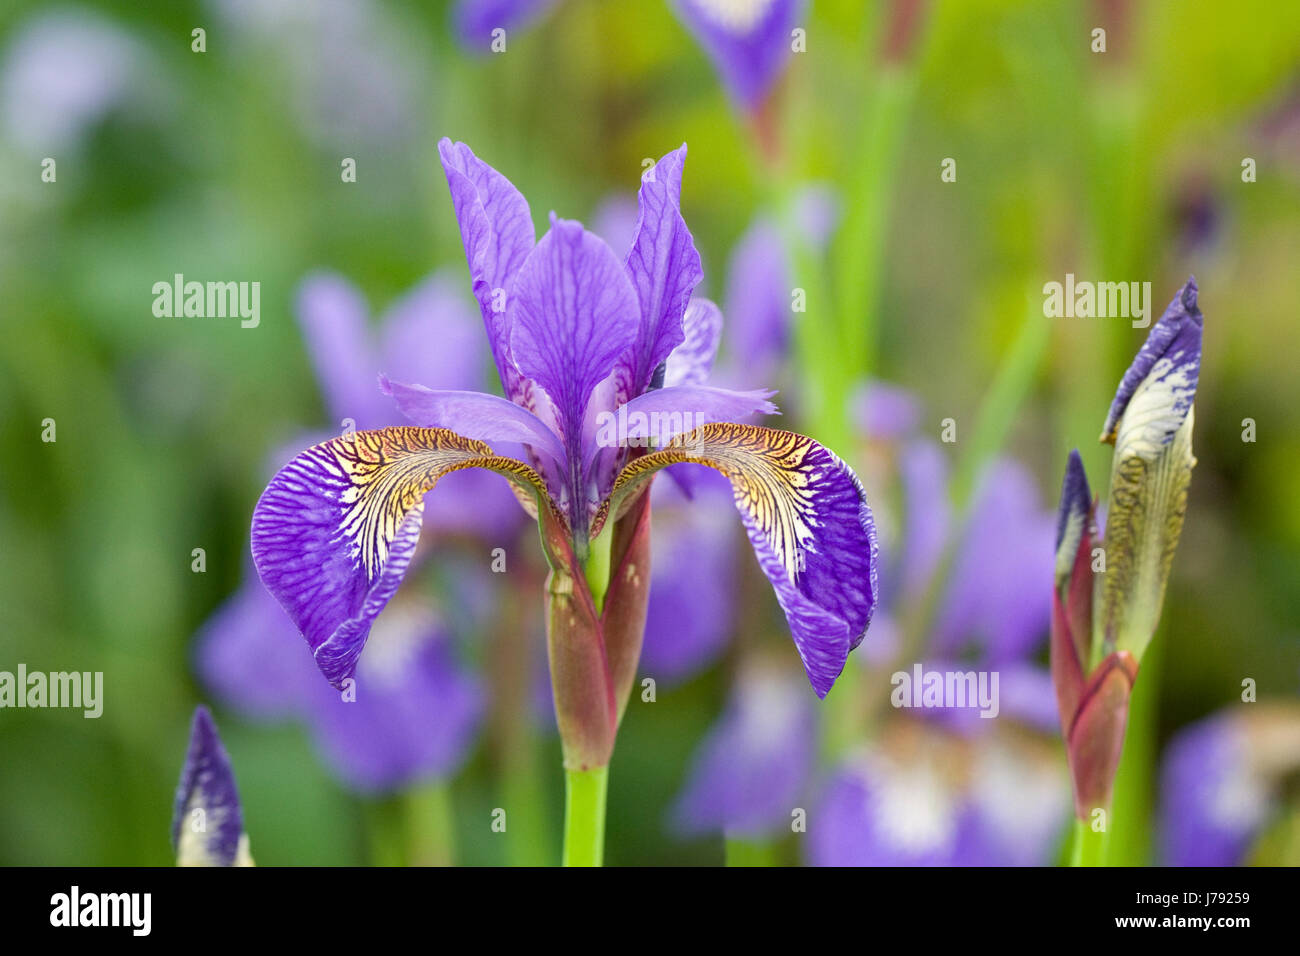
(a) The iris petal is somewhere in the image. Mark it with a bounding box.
[438,138,537,400]
[251,427,553,687]
[599,422,878,697]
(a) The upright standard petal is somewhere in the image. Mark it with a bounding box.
[438,138,537,398]
[251,427,553,687]
[670,0,804,111]
[616,145,704,404]
[509,217,640,462]
[172,706,251,867]
[598,423,878,697]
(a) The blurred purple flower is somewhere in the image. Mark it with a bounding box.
[638,471,738,684]
[453,0,560,51]
[305,604,484,793]
[672,669,815,838]
[211,0,423,150]
[669,0,806,112]
[809,733,1066,866]
[1157,710,1300,866]
[0,9,153,156]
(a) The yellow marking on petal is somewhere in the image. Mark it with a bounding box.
[313,427,554,579]
[599,423,831,585]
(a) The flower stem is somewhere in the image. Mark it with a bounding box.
[1069,817,1107,867]
[406,781,455,867]
[562,766,608,866]
[725,836,778,867]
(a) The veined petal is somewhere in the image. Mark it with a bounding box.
[664,297,723,387]
[598,423,878,697]
[669,0,804,110]
[438,138,536,399]
[172,707,251,867]
[509,216,640,455]
[596,384,777,453]
[381,378,566,468]
[251,427,554,687]
[617,145,704,404]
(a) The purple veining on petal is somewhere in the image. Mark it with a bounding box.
[509,216,640,514]
[669,0,805,111]
[383,379,566,468]
[438,137,537,399]
[603,384,778,451]
[1101,276,1203,444]
[616,145,704,406]
[671,671,815,837]
[251,444,429,688]
[171,706,245,866]
[1159,714,1267,866]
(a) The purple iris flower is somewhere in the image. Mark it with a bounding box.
[669,0,806,112]
[172,706,252,866]
[251,139,879,779]
[198,272,501,793]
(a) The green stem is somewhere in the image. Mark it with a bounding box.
[583,524,613,615]
[725,836,779,867]
[562,766,608,867]
[405,782,455,867]
[1069,817,1107,867]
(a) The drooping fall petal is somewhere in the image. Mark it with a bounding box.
[250,427,553,687]
[598,423,878,697]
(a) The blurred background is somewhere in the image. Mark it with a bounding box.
[0,0,1297,866]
